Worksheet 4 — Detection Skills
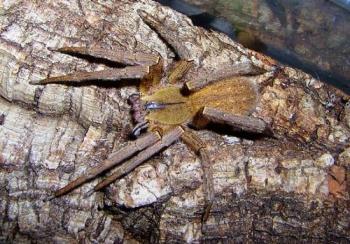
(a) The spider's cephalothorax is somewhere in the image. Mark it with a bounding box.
[30,12,272,221]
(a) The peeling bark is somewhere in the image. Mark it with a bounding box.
[0,0,349,243]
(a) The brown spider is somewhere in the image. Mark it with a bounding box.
[30,11,272,221]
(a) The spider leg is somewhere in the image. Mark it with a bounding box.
[46,131,161,200]
[138,10,194,60]
[30,66,149,85]
[180,130,214,222]
[184,63,264,92]
[55,46,159,66]
[85,126,184,197]
[167,60,194,84]
[192,107,272,135]
[139,57,164,95]
[138,10,264,92]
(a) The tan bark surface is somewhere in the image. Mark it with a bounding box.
[0,0,349,243]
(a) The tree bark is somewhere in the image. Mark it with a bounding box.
[0,0,349,243]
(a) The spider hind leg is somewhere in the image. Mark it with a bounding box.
[192,106,272,136]
[180,129,214,222]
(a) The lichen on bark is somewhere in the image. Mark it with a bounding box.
[0,0,349,243]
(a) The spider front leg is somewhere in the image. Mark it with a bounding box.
[192,107,272,135]
[55,46,159,66]
[30,46,159,85]
[138,10,265,92]
[85,126,185,196]
[46,130,161,200]
[50,124,184,200]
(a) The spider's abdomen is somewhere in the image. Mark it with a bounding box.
[189,77,258,116]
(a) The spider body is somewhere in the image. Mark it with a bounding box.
[145,78,257,124]
[134,61,259,132]
[31,11,272,221]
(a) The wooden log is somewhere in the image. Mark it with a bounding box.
[0,0,349,242]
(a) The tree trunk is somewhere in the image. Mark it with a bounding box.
[0,0,349,243]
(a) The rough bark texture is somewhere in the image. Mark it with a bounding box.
[0,0,349,243]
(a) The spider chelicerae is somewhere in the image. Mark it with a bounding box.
[30,11,273,221]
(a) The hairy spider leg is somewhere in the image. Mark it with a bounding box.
[138,10,265,92]
[138,59,194,131]
[138,9,193,60]
[180,129,214,222]
[139,56,193,95]
[30,66,150,85]
[139,57,163,95]
[45,131,161,200]
[184,62,264,92]
[167,60,194,84]
[55,46,159,66]
[30,46,160,85]
[193,106,272,135]
[181,108,271,221]
[85,126,185,197]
